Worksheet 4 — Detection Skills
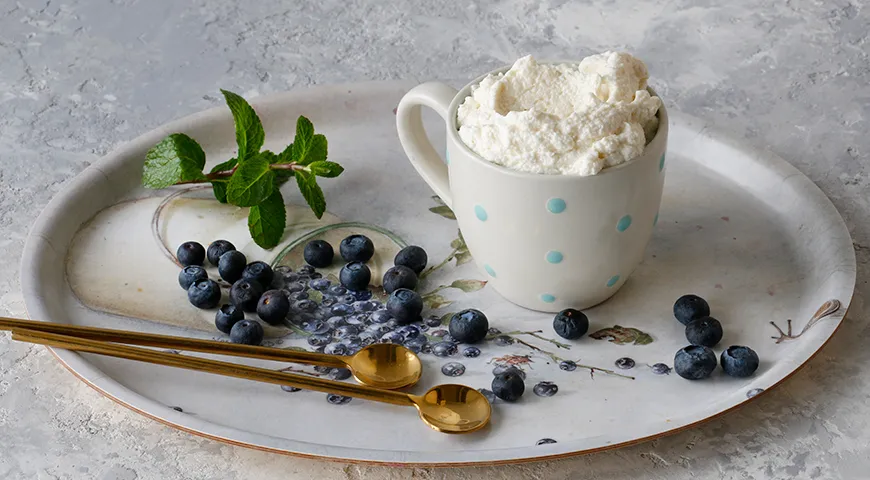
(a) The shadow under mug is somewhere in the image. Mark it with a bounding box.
[396,68,668,312]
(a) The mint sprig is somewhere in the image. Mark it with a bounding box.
[141,90,343,249]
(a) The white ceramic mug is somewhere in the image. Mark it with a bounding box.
[396,67,668,312]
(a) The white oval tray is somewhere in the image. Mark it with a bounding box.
[20,81,855,466]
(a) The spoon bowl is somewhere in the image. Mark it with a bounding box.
[347,343,422,390]
[413,384,492,434]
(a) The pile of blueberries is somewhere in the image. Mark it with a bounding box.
[672,294,759,380]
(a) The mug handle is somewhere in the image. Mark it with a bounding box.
[396,82,458,208]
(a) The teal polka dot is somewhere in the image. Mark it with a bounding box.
[541,294,556,303]
[617,215,632,232]
[659,153,666,172]
[474,205,488,221]
[546,251,563,264]
[484,264,496,277]
[606,275,620,288]
[546,198,566,214]
[445,150,450,165]
[654,212,659,226]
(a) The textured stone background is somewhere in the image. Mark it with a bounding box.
[1,0,869,478]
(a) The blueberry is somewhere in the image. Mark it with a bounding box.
[369,311,392,324]
[386,288,423,324]
[308,334,332,347]
[217,250,247,283]
[176,241,205,266]
[329,303,353,317]
[178,265,207,290]
[304,239,334,268]
[492,365,526,379]
[674,345,718,380]
[746,388,764,398]
[339,234,375,263]
[533,381,558,397]
[492,370,525,402]
[281,385,302,393]
[431,341,458,357]
[488,327,502,335]
[341,335,363,348]
[327,285,347,296]
[207,240,236,266]
[351,289,373,301]
[477,388,497,404]
[463,346,481,358]
[685,316,723,347]
[615,357,636,369]
[424,316,443,328]
[344,314,368,326]
[674,294,711,325]
[334,325,360,339]
[293,299,317,313]
[448,309,489,344]
[536,438,557,445]
[274,265,292,276]
[430,329,447,338]
[380,331,405,344]
[552,309,589,340]
[403,336,428,353]
[326,393,352,405]
[304,320,331,335]
[720,346,759,378]
[353,300,378,313]
[418,324,430,332]
[309,278,330,291]
[441,362,466,377]
[559,360,577,371]
[215,304,244,334]
[229,320,264,345]
[320,297,337,308]
[257,290,290,325]
[289,290,309,301]
[367,325,392,337]
[188,279,221,309]
[230,279,264,312]
[394,245,428,274]
[340,262,371,291]
[324,343,349,356]
[242,261,274,288]
[650,363,672,375]
[382,265,418,294]
[358,332,377,346]
[395,325,421,340]
[298,265,315,275]
[284,281,307,294]
[493,335,514,346]
[337,294,356,304]
[330,368,352,381]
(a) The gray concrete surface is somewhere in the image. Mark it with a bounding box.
[1,0,869,478]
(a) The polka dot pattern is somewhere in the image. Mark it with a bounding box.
[474,205,488,221]
[484,264,496,277]
[541,294,556,303]
[546,251,563,264]
[617,215,632,232]
[607,275,620,288]
[546,198,566,214]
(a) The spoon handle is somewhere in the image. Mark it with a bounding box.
[13,329,415,406]
[0,317,348,369]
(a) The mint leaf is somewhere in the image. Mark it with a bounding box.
[211,179,229,203]
[295,170,326,218]
[248,189,286,249]
[209,157,237,203]
[308,161,344,178]
[226,153,275,207]
[288,116,327,166]
[143,134,206,188]
[276,143,293,164]
[220,89,264,163]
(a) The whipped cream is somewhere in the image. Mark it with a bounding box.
[456,53,662,176]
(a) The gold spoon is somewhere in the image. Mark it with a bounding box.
[13,329,491,434]
[0,317,422,389]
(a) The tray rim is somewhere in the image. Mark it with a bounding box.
[19,81,857,467]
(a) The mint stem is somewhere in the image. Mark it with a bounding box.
[175,162,306,185]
